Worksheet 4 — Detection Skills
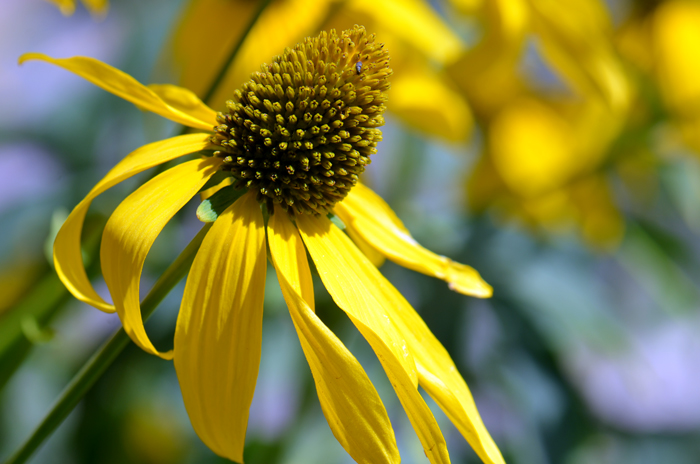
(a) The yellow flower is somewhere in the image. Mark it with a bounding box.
[617,0,700,155]
[448,0,630,117]
[445,0,631,246]
[44,0,108,16]
[21,27,502,464]
[466,96,625,247]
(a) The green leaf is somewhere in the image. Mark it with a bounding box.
[196,185,246,222]
[328,213,346,230]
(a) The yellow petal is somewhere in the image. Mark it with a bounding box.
[296,214,417,385]
[332,227,505,464]
[53,133,211,313]
[148,84,218,127]
[381,287,505,464]
[345,225,386,268]
[390,66,473,142]
[334,184,492,297]
[18,54,214,131]
[297,214,451,464]
[268,208,315,306]
[101,156,222,359]
[174,192,266,462]
[268,209,399,464]
[418,366,505,464]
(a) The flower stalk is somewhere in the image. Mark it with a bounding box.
[5,223,211,464]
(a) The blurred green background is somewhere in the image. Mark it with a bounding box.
[2,0,700,463]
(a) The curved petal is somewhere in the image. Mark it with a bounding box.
[148,84,218,127]
[363,258,505,463]
[268,209,315,306]
[334,183,492,297]
[268,209,399,464]
[174,192,266,462]
[19,54,215,131]
[53,133,212,313]
[101,156,222,359]
[296,215,417,386]
[297,214,450,464]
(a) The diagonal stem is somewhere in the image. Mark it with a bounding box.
[4,224,211,464]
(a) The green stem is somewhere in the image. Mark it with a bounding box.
[4,224,211,464]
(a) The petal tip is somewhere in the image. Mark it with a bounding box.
[446,261,493,298]
[18,52,42,65]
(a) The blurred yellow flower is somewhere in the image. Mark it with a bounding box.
[164,0,472,141]
[446,0,632,246]
[448,0,630,116]
[44,0,107,16]
[646,0,700,154]
[22,26,503,464]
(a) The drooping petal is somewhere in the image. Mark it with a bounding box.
[101,156,222,359]
[174,192,266,462]
[53,133,211,313]
[297,214,450,464]
[334,183,492,297]
[148,84,218,127]
[19,54,215,131]
[268,209,399,464]
[299,214,505,464]
[376,277,506,464]
[296,214,417,386]
[268,208,315,306]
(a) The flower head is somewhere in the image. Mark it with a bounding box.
[21,26,502,464]
[211,27,391,215]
